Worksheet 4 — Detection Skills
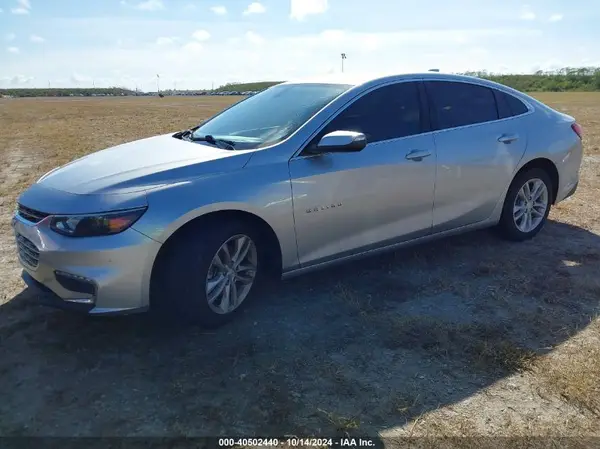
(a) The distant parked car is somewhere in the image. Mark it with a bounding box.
[13,72,583,327]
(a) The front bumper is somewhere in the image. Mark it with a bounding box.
[21,270,95,313]
[12,213,161,314]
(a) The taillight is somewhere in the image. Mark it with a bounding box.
[572,123,583,139]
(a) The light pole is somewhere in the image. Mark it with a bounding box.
[341,53,347,73]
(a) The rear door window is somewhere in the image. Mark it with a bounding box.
[425,81,499,130]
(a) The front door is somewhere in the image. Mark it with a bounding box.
[289,81,437,267]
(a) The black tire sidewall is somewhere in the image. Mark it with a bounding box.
[499,168,553,241]
[153,220,266,327]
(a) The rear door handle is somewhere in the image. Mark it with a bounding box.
[498,134,519,144]
[405,150,432,162]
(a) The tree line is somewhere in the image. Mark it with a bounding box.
[0,87,136,98]
[213,68,600,93]
[2,68,600,97]
[464,67,600,92]
[213,81,283,92]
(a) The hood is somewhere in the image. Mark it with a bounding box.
[37,133,254,195]
[18,182,148,215]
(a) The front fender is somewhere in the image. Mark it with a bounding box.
[132,163,298,271]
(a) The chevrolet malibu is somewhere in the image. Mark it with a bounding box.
[13,73,583,327]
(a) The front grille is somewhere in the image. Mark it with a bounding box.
[16,233,40,269]
[17,204,49,224]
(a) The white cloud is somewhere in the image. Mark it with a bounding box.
[182,42,204,53]
[122,0,165,11]
[0,21,575,91]
[156,36,177,45]
[71,72,92,85]
[245,31,265,45]
[10,74,34,85]
[6,33,16,41]
[30,34,45,43]
[243,2,266,15]
[192,29,211,41]
[211,5,227,15]
[519,5,536,21]
[11,0,31,14]
[137,0,164,10]
[320,29,345,42]
[293,28,537,50]
[290,0,328,21]
[549,13,563,22]
[7,46,20,54]
[182,30,210,52]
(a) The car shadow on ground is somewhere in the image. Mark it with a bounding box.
[0,219,599,437]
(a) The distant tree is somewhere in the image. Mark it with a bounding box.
[4,69,600,97]
[213,81,283,92]
[459,67,600,92]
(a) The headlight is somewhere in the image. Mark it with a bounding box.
[49,207,147,237]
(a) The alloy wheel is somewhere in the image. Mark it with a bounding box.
[205,234,258,314]
[513,178,549,233]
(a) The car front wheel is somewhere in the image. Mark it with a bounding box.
[498,168,553,241]
[151,220,265,327]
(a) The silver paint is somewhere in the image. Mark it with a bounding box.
[13,72,583,314]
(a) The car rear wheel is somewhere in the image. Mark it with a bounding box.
[497,168,553,241]
[151,220,266,327]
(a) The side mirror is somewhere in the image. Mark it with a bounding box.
[315,130,367,153]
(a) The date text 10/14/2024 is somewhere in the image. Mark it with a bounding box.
[218,438,377,447]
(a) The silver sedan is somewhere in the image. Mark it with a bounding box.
[12,72,583,327]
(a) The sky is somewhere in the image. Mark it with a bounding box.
[1,0,599,90]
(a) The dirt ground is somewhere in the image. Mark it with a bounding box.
[0,94,599,442]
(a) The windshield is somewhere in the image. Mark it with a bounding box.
[191,83,352,150]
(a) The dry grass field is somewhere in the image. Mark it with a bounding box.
[0,93,599,443]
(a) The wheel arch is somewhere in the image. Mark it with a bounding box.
[150,208,284,288]
[513,157,559,204]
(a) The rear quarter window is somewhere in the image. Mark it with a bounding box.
[505,92,529,116]
[494,90,529,119]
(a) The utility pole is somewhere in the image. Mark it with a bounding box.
[341,53,347,73]
[156,74,160,95]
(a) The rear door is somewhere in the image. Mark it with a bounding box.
[424,81,529,232]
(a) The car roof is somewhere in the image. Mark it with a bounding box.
[281,71,517,91]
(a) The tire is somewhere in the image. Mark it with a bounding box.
[497,168,553,241]
[150,219,268,327]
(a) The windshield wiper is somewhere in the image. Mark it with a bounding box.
[173,126,199,140]
[173,127,236,150]
[188,134,236,150]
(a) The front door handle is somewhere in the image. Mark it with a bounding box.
[405,150,432,162]
[498,134,519,144]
